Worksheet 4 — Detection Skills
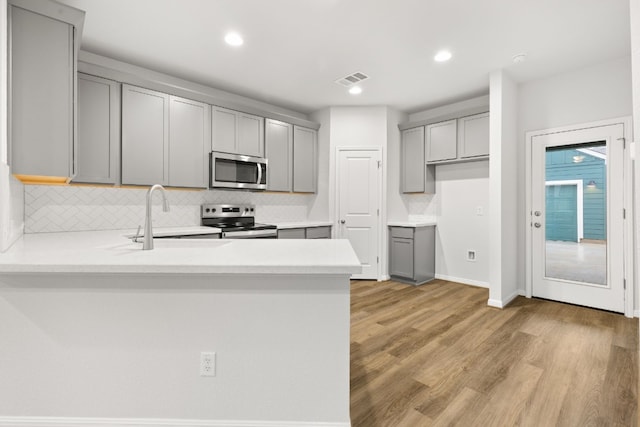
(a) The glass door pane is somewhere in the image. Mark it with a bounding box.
[544,142,607,286]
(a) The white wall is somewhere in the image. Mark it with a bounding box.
[308,107,331,222]
[0,0,24,253]
[517,56,634,298]
[489,70,519,307]
[630,0,640,315]
[435,161,490,286]
[0,273,351,424]
[405,98,491,287]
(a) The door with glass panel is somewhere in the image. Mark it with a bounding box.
[530,124,624,313]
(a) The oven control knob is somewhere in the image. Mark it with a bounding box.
[205,208,210,213]
[212,208,216,212]
[245,208,249,212]
[250,208,254,212]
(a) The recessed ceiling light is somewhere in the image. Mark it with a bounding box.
[224,32,244,47]
[348,86,362,95]
[434,50,452,62]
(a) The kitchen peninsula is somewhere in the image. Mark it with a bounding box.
[0,231,360,426]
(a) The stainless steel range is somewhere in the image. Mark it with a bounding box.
[201,204,277,239]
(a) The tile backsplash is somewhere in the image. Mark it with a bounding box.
[24,185,314,233]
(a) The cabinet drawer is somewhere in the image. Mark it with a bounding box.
[278,228,306,239]
[390,227,414,239]
[306,226,331,239]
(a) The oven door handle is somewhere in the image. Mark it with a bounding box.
[223,229,277,239]
[256,163,262,185]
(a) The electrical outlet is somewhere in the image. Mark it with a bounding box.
[476,206,484,216]
[200,352,216,377]
[467,250,477,262]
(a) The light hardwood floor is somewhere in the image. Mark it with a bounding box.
[350,279,638,427]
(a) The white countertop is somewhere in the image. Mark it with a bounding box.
[132,226,222,237]
[0,229,361,276]
[387,220,437,227]
[275,221,333,229]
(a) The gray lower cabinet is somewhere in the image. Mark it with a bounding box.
[389,226,435,285]
[73,73,120,184]
[121,84,208,188]
[277,228,306,239]
[9,0,84,179]
[305,226,331,239]
[278,226,331,239]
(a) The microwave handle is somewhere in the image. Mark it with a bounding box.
[257,163,262,185]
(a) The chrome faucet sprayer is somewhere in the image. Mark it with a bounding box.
[143,184,170,250]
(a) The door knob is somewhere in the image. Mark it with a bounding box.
[534,211,541,217]
[534,222,542,228]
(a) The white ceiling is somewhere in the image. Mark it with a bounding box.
[56,0,631,115]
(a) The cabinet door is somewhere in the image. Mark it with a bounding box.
[278,228,306,239]
[74,74,120,184]
[10,5,73,178]
[401,127,425,193]
[211,106,237,154]
[237,113,264,157]
[458,112,489,158]
[265,119,293,192]
[169,96,209,188]
[426,119,457,162]
[121,85,169,186]
[293,126,317,193]
[390,237,414,279]
[306,226,331,239]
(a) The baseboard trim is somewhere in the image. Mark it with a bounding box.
[434,274,489,288]
[487,291,520,309]
[0,417,351,427]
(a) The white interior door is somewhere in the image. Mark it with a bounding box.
[530,124,625,312]
[337,149,381,280]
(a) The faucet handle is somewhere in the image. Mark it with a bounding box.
[132,225,142,242]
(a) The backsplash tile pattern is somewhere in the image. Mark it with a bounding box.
[25,185,314,233]
[402,193,439,220]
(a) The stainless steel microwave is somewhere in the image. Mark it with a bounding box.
[210,151,267,190]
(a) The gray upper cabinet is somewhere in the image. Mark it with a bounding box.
[9,0,84,180]
[211,107,237,154]
[237,113,265,157]
[401,126,435,194]
[292,126,317,193]
[401,127,425,193]
[426,119,457,162]
[457,112,490,159]
[265,119,293,192]
[211,106,264,157]
[121,85,170,186]
[122,84,210,188]
[73,73,120,184]
[168,96,209,188]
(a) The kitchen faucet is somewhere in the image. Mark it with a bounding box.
[143,184,170,250]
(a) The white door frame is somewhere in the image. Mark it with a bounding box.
[525,117,634,317]
[335,146,383,281]
[545,180,584,242]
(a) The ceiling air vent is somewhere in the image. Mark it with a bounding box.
[335,71,369,88]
